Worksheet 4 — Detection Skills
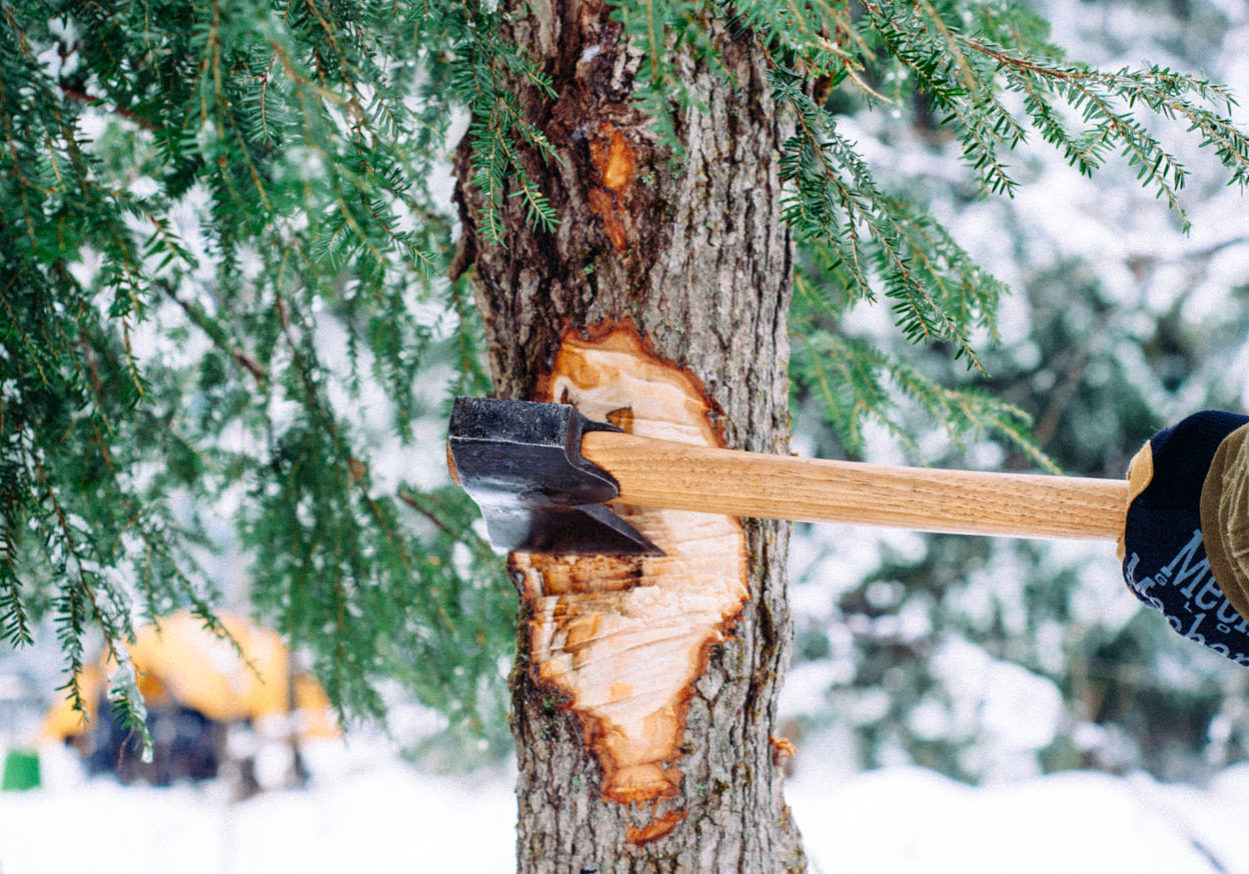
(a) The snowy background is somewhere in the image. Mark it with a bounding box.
[4,0,1249,871]
[4,737,1249,873]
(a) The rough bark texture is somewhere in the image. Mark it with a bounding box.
[453,2,803,870]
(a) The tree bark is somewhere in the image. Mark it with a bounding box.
[454,2,804,871]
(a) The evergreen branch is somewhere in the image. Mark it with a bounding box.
[268,285,455,635]
[0,453,33,647]
[951,35,1247,215]
[1066,80,1188,219]
[775,70,991,368]
[913,0,978,97]
[791,312,1054,472]
[32,452,129,713]
[0,0,512,746]
[398,486,497,564]
[361,196,438,275]
[861,0,1028,190]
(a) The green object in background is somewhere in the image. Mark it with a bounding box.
[2,748,41,791]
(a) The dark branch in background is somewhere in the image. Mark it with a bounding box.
[60,86,159,131]
[160,283,269,387]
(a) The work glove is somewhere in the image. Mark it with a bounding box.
[1120,411,1249,665]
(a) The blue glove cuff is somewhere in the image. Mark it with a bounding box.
[1121,411,1249,665]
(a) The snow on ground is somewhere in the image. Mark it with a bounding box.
[790,757,1249,874]
[3,739,1249,874]
[0,740,517,874]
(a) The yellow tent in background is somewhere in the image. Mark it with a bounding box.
[41,610,338,742]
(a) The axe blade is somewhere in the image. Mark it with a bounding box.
[448,397,664,556]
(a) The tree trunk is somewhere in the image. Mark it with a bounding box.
[454,2,804,871]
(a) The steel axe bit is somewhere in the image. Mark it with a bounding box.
[447,396,663,555]
[447,396,1130,556]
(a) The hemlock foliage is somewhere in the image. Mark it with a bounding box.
[1,0,1245,754]
[786,1,1249,781]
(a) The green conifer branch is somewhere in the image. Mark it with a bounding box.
[0,0,1245,755]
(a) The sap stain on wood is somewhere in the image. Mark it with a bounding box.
[625,808,688,845]
[513,324,748,836]
[585,121,637,253]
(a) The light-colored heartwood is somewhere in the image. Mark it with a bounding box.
[513,328,748,834]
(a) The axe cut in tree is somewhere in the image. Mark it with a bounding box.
[450,396,1249,668]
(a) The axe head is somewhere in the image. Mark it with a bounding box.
[447,396,664,556]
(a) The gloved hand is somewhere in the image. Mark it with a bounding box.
[1120,411,1249,664]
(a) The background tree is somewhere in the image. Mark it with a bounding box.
[1,0,1246,870]
[783,0,1249,789]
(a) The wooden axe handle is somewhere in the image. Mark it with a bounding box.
[581,431,1129,541]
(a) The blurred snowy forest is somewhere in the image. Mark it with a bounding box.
[1,0,1248,822]
[783,0,1249,785]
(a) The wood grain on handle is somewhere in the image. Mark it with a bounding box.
[581,431,1129,541]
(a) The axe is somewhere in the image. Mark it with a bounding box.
[446,396,1128,555]
[448,397,1249,664]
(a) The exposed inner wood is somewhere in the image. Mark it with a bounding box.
[514,325,748,814]
[625,808,689,845]
[585,120,637,253]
